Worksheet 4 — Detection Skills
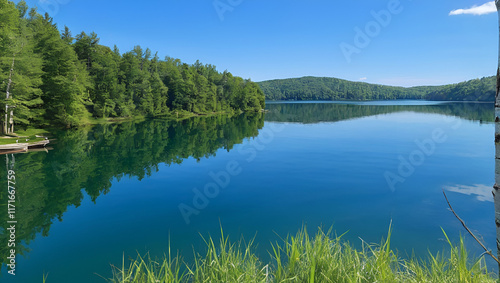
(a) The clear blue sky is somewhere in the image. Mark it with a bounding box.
[14,0,499,87]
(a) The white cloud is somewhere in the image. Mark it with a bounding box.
[449,1,496,16]
[359,77,367,81]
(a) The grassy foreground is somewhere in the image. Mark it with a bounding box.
[105,227,496,283]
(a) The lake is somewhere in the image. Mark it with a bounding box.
[0,101,496,282]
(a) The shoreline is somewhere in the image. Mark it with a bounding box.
[0,109,265,147]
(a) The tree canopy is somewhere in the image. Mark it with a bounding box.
[0,0,265,130]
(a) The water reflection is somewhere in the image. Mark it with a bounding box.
[0,101,495,278]
[444,184,493,202]
[265,101,494,124]
[0,113,264,268]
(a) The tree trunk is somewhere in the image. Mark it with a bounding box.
[494,0,500,274]
[9,110,14,133]
[3,43,25,135]
[4,55,15,134]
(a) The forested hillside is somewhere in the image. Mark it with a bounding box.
[258,77,439,101]
[258,76,495,102]
[425,76,495,101]
[0,0,265,130]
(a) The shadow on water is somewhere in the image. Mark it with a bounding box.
[0,113,264,270]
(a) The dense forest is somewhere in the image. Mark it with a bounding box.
[1,0,493,133]
[424,76,495,101]
[259,76,495,102]
[0,0,265,130]
[0,113,264,267]
[259,77,434,100]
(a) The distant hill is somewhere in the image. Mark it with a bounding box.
[424,76,495,101]
[257,76,495,101]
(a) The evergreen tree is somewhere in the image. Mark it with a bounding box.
[9,2,44,127]
[32,11,91,127]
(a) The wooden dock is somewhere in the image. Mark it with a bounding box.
[0,140,50,154]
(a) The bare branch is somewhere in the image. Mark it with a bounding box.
[443,189,500,265]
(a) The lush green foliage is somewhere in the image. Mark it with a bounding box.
[259,76,495,102]
[259,77,433,101]
[0,1,264,129]
[425,76,495,101]
[106,227,496,283]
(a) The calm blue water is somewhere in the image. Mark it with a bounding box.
[0,101,496,282]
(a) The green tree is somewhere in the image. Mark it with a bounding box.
[33,12,91,127]
[8,2,44,128]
